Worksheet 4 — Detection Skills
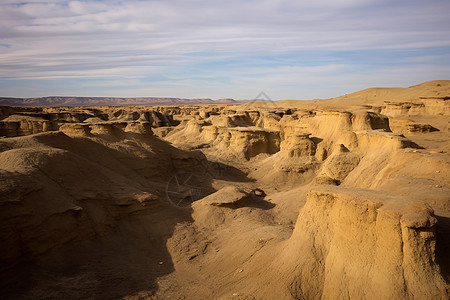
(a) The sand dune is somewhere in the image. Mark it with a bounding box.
[0,81,449,299]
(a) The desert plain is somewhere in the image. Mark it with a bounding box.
[0,80,449,299]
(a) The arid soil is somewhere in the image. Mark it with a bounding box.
[0,80,449,299]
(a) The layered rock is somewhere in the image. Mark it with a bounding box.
[227,127,280,159]
[124,122,153,135]
[352,110,391,131]
[279,133,316,158]
[316,144,360,184]
[381,98,450,117]
[281,187,449,300]
[90,122,127,135]
[354,130,420,152]
[59,123,92,136]
[0,115,52,137]
[389,119,439,134]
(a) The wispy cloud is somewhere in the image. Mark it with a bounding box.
[0,0,449,98]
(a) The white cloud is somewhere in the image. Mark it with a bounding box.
[0,0,449,98]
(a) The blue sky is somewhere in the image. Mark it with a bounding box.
[0,0,449,100]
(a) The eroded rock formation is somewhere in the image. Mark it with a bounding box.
[0,80,449,299]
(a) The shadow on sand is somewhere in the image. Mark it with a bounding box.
[0,131,260,299]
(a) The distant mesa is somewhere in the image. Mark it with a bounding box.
[216,98,238,104]
[0,96,241,107]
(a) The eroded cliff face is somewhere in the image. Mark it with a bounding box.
[0,83,449,299]
[282,187,448,300]
[381,98,450,117]
[0,106,181,137]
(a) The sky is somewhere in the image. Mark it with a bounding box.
[0,0,449,100]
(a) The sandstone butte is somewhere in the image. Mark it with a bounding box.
[0,80,449,299]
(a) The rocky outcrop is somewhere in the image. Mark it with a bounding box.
[90,122,127,135]
[352,111,391,131]
[199,186,249,207]
[0,115,52,137]
[381,99,450,117]
[249,132,319,184]
[354,130,420,152]
[152,126,175,138]
[59,123,92,136]
[316,144,360,184]
[166,120,281,159]
[279,133,316,158]
[389,119,439,134]
[227,127,280,160]
[108,109,178,127]
[124,122,153,135]
[206,113,254,128]
[0,107,186,138]
[59,121,154,137]
[281,187,449,299]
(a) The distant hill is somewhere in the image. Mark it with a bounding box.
[0,96,285,107]
[0,96,231,107]
[327,80,450,106]
[273,80,450,109]
[216,98,238,104]
[6,80,447,108]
